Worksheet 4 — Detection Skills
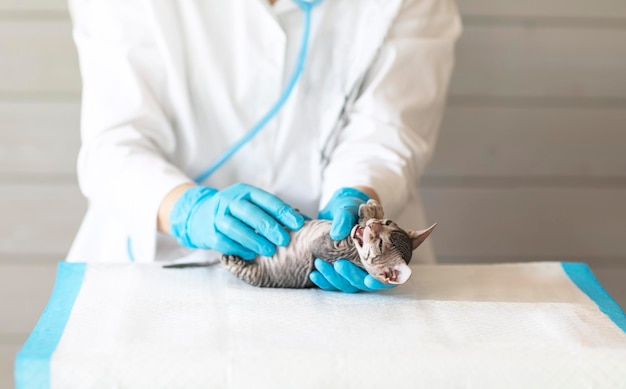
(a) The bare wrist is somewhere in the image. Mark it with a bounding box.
[354,186,380,203]
[157,182,197,234]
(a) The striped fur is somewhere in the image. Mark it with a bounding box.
[220,200,421,289]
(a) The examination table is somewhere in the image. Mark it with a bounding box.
[15,262,626,388]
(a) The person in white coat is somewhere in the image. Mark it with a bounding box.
[67,0,461,292]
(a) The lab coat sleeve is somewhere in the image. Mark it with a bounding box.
[69,0,193,261]
[320,0,462,218]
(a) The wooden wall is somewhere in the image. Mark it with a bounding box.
[1,1,625,386]
[429,3,626,294]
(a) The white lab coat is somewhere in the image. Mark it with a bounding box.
[67,0,461,264]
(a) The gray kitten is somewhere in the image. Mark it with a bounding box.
[219,200,436,288]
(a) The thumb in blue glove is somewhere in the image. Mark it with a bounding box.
[318,187,370,240]
[169,183,305,260]
[309,259,396,293]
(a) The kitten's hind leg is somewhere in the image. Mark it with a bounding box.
[220,254,274,287]
[358,199,384,222]
[221,254,314,289]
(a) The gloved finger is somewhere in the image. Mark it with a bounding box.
[317,207,332,221]
[329,209,359,240]
[298,211,312,221]
[246,187,305,231]
[309,271,339,291]
[333,260,375,292]
[229,199,291,246]
[364,275,396,290]
[216,214,277,257]
[211,231,258,260]
[313,258,359,293]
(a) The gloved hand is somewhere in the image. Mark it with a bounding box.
[169,183,305,260]
[309,259,396,293]
[318,187,370,240]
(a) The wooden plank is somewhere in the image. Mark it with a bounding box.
[2,0,625,20]
[2,94,625,183]
[0,184,86,256]
[0,102,80,176]
[0,20,80,94]
[2,20,626,101]
[0,264,57,335]
[458,1,626,19]
[450,25,626,99]
[0,0,66,12]
[427,106,626,178]
[588,263,626,310]
[0,341,22,389]
[421,187,626,258]
[1,0,625,20]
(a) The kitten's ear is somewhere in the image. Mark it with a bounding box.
[407,223,437,250]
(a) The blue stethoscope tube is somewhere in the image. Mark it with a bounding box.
[193,0,323,184]
[128,0,323,261]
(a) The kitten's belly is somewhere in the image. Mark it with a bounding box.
[256,220,333,288]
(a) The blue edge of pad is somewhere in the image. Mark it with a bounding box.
[12,262,625,388]
[14,262,86,389]
[562,262,626,333]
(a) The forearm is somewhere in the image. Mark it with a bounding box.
[354,186,379,203]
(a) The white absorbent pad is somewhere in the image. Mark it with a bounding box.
[16,262,626,388]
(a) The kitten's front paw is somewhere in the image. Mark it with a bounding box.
[358,199,384,222]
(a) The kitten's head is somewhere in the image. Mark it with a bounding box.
[350,220,436,285]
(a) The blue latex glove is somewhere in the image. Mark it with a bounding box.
[318,187,370,240]
[313,187,391,292]
[309,259,396,293]
[170,183,305,260]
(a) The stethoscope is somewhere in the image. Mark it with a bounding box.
[193,0,324,184]
[127,0,324,261]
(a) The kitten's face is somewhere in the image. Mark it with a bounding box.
[350,218,414,285]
